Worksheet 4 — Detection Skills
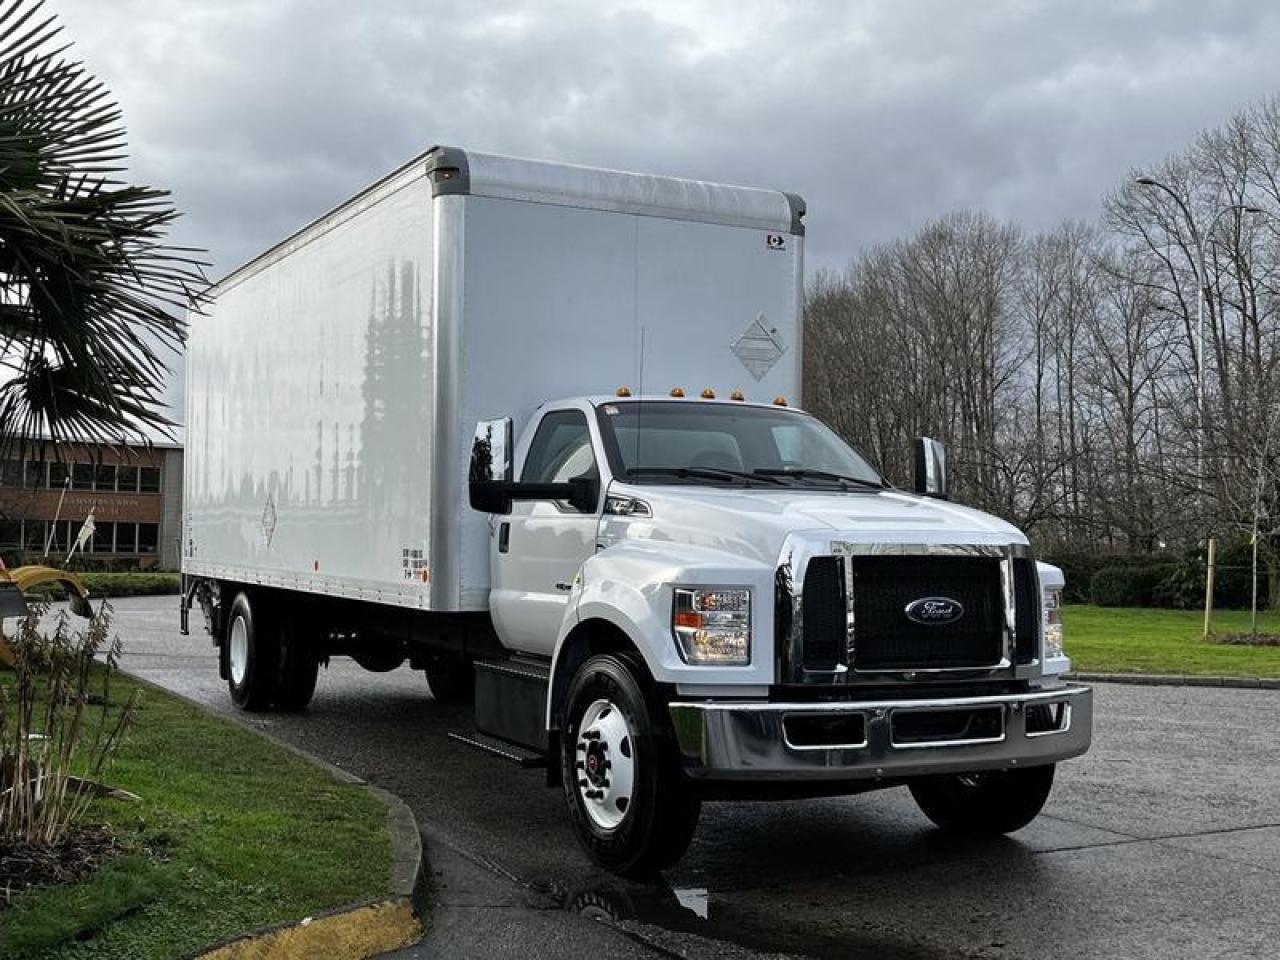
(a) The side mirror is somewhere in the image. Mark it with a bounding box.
[470,417,513,513]
[913,437,947,499]
[566,474,600,514]
[467,417,600,515]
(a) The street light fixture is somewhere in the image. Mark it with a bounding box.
[1134,175,1266,505]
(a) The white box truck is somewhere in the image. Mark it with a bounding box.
[182,146,1092,876]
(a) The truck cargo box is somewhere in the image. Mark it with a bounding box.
[184,146,804,612]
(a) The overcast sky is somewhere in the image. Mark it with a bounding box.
[50,0,1280,418]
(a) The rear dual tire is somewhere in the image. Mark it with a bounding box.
[423,654,474,704]
[224,592,319,712]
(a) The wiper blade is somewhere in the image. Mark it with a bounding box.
[625,466,787,486]
[754,468,886,490]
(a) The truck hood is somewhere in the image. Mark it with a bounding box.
[601,484,1028,567]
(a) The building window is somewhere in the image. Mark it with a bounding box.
[72,462,94,490]
[91,521,115,554]
[94,463,117,492]
[0,460,22,487]
[23,520,43,552]
[115,522,137,553]
[117,465,139,493]
[139,466,161,493]
[138,522,159,553]
[0,519,21,549]
[25,460,46,488]
[44,519,72,555]
[49,461,69,488]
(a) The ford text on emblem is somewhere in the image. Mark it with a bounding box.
[904,597,964,626]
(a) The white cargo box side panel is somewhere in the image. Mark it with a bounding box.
[445,192,801,609]
[185,173,436,606]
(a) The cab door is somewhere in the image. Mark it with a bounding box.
[489,408,602,655]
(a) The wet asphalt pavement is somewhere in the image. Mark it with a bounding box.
[102,596,1279,960]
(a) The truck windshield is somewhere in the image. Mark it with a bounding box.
[595,401,885,490]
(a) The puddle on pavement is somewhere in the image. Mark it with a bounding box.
[544,876,950,959]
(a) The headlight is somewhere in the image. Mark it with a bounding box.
[1042,587,1065,659]
[672,587,751,665]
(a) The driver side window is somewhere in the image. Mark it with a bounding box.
[521,410,599,511]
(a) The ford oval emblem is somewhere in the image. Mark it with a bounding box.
[904,596,964,626]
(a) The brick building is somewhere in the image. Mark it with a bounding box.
[0,441,183,570]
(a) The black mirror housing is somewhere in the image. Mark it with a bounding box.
[470,480,513,514]
[566,474,599,513]
[468,475,599,515]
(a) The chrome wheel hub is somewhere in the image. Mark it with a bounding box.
[229,616,248,686]
[575,698,635,831]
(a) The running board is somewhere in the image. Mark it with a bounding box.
[448,731,547,769]
[474,657,549,753]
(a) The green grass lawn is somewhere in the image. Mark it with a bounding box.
[1064,604,1280,677]
[0,669,393,958]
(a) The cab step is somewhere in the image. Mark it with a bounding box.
[473,656,550,753]
[448,730,547,768]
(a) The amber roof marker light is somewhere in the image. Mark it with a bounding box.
[616,386,632,397]
[670,387,685,397]
[730,389,745,401]
[773,396,788,407]
[701,388,716,399]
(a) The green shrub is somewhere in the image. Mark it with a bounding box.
[26,572,179,601]
[1211,539,1260,609]
[1151,559,1203,609]
[1090,564,1179,607]
[1043,552,1151,604]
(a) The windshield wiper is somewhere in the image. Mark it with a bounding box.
[625,466,788,486]
[754,468,887,490]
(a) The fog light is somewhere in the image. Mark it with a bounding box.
[672,588,751,665]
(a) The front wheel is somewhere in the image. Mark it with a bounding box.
[909,764,1055,835]
[559,653,700,877]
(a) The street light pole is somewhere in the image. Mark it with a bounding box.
[1134,176,1263,512]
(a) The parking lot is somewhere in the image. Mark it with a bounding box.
[107,596,1280,959]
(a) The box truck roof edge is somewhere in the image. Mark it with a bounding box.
[209,145,806,296]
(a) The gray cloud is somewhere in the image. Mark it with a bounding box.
[49,0,1280,418]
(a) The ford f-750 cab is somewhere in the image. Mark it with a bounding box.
[182,146,1092,875]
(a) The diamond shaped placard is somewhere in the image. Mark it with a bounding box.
[731,313,787,381]
[262,494,277,547]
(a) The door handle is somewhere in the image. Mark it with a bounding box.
[554,582,573,592]
[498,522,510,554]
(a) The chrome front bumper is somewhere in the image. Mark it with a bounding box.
[669,685,1092,781]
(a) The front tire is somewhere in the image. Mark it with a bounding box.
[224,592,277,711]
[559,653,700,877]
[909,764,1055,835]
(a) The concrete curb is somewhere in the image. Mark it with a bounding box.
[119,673,428,959]
[1069,671,1280,690]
